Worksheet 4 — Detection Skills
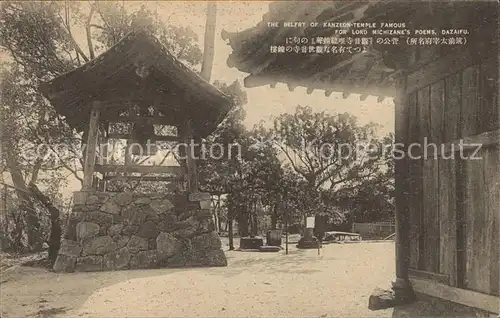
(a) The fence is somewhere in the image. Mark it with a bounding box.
[351,221,395,240]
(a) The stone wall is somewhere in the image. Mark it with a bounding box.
[53,191,227,272]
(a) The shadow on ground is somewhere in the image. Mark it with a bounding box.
[391,293,498,318]
[0,264,193,317]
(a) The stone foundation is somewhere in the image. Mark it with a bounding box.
[53,191,227,272]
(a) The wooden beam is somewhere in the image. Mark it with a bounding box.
[409,277,500,314]
[406,51,495,94]
[440,129,500,157]
[106,116,174,125]
[105,180,179,191]
[409,268,450,285]
[94,164,182,174]
[82,101,101,190]
[108,133,179,142]
[104,175,182,182]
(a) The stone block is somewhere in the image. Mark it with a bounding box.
[266,230,283,247]
[83,212,113,227]
[134,197,151,206]
[259,246,280,252]
[157,220,176,233]
[148,238,157,250]
[239,237,263,250]
[96,192,113,201]
[188,192,210,202]
[156,232,184,260]
[53,254,76,272]
[81,204,100,212]
[127,235,148,253]
[191,232,222,251]
[113,192,134,206]
[73,191,90,205]
[146,193,167,199]
[76,222,100,241]
[121,206,146,225]
[171,226,197,239]
[108,224,124,237]
[149,198,174,213]
[58,239,82,257]
[130,250,158,269]
[64,214,83,241]
[368,287,398,310]
[204,249,227,267]
[141,205,158,221]
[82,236,117,255]
[196,219,215,234]
[100,200,121,215]
[103,247,130,270]
[186,216,200,228]
[177,210,193,221]
[112,214,123,223]
[173,219,191,230]
[72,204,84,213]
[122,225,139,236]
[86,195,100,205]
[98,224,108,236]
[137,221,159,239]
[162,252,188,267]
[195,209,212,220]
[113,235,130,249]
[76,255,103,272]
[199,200,211,210]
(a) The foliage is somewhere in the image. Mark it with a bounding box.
[269,105,394,225]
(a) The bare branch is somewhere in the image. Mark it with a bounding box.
[30,158,43,184]
[86,4,96,60]
[57,5,89,62]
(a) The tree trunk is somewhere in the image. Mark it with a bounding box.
[216,195,222,232]
[228,206,234,250]
[5,153,43,252]
[251,201,258,237]
[237,210,249,237]
[28,183,62,265]
[271,201,279,230]
[200,2,217,81]
[212,198,219,233]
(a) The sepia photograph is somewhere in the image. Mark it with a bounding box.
[0,1,498,317]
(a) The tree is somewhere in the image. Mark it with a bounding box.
[270,105,394,227]
[200,2,217,81]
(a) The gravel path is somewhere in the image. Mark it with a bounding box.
[1,242,396,317]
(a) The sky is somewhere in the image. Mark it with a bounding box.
[112,1,395,134]
[2,1,395,197]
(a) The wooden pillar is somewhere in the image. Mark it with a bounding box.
[493,5,500,299]
[82,101,101,191]
[124,101,135,167]
[392,76,413,294]
[100,123,109,191]
[185,119,199,192]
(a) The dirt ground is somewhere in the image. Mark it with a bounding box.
[1,240,398,317]
[3,241,484,318]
